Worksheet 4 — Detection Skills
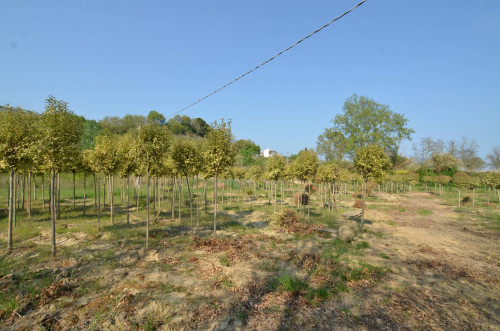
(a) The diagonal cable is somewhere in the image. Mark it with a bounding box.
[167,0,367,118]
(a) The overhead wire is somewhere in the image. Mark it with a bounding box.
[166,0,367,119]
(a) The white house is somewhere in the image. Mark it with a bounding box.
[260,148,277,158]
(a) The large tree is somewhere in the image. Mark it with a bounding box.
[487,146,500,171]
[317,94,413,160]
[204,119,235,233]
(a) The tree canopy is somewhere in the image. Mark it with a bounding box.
[317,94,414,160]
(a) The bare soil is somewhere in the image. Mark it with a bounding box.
[1,192,499,330]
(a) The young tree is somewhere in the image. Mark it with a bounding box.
[203,119,235,233]
[42,96,83,256]
[170,137,202,234]
[116,133,139,224]
[353,144,391,230]
[137,122,171,247]
[318,94,414,160]
[266,155,286,213]
[292,149,319,221]
[247,165,263,205]
[452,172,470,207]
[317,162,339,212]
[0,108,37,252]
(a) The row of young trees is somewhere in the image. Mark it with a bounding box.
[2,95,499,256]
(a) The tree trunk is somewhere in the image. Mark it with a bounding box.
[126,174,130,224]
[171,177,175,220]
[204,179,208,214]
[196,174,200,226]
[361,179,366,231]
[94,173,97,207]
[146,172,150,249]
[27,172,31,218]
[13,173,17,227]
[214,172,218,234]
[57,172,61,220]
[73,170,76,211]
[110,175,114,225]
[97,174,101,231]
[51,170,57,257]
[178,178,182,222]
[458,189,461,207]
[472,187,475,206]
[186,175,193,236]
[42,173,45,210]
[83,173,86,217]
[7,170,14,252]
[307,181,311,222]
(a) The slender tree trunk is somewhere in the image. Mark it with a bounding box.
[472,187,475,206]
[186,175,193,236]
[361,179,366,231]
[196,174,200,226]
[22,174,25,211]
[110,175,114,225]
[204,179,208,214]
[458,189,461,207]
[307,181,311,222]
[126,174,130,224]
[146,172,150,249]
[94,173,97,207]
[33,174,37,201]
[51,170,56,257]
[97,174,101,231]
[27,172,31,218]
[73,170,76,211]
[83,173,86,216]
[171,177,175,220]
[13,173,17,227]
[274,181,277,213]
[42,173,45,211]
[57,172,61,220]
[178,178,182,222]
[214,173,218,233]
[7,170,14,252]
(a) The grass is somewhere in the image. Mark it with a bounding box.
[417,209,433,216]
[381,253,390,259]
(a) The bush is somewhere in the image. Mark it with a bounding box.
[353,200,363,209]
[271,209,300,227]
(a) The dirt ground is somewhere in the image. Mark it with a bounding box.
[1,192,499,330]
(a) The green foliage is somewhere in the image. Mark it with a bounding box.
[353,144,391,182]
[452,172,471,189]
[166,115,210,137]
[431,153,459,174]
[318,94,414,159]
[170,137,203,177]
[486,146,500,171]
[147,110,166,125]
[42,96,84,171]
[203,119,235,176]
[0,107,39,171]
[137,123,171,174]
[292,148,319,182]
[418,209,433,216]
[86,134,119,175]
[266,155,285,181]
[316,162,339,183]
[99,114,146,135]
[116,133,139,177]
[79,119,101,150]
[436,175,451,186]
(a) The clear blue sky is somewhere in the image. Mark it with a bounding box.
[1,0,499,159]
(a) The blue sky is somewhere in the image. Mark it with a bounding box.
[1,0,499,159]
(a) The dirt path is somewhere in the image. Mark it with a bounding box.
[341,192,500,330]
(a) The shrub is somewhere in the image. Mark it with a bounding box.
[353,200,363,209]
[271,209,300,227]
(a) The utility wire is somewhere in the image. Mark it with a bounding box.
[167,0,367,119]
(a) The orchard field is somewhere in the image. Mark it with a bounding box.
[0,172,499,330]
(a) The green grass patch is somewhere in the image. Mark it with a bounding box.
[417,209,433,216]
